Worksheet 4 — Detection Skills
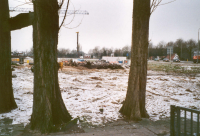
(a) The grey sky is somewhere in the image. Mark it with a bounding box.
[9,0,200,53]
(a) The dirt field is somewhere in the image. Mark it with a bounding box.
[1,62,200,135]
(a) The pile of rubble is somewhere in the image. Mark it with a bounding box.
[63,59,127,69]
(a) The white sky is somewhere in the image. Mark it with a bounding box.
[8,0,200,53]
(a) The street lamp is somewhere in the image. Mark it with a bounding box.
[198,28,200,63]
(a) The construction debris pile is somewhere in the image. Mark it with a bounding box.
[63,59,126,69]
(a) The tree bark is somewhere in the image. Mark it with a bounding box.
[120,0,150,120]
[0,0,17,113]
[31,0,72,133]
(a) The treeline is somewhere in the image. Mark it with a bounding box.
[88,45,131,59]
[57,45,131,59]
[25,48,85,58]
[57,48,81,58]
[25,38,198,60]
[149,38,198,61]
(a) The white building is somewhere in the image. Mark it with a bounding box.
[102,56,127,64]
[84,54,91,58]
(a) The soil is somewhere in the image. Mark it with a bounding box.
[0,118,170,136]
[6,62,195,135]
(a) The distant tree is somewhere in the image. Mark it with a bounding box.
[66,49,78,58]
[119,0,150,120]
[107,47,114,56]
[101,47,109,56]
[186,39,196,60]
[89,46,115,58]
[79,51,85,57]
[166,41,174,47]
[174,38,185,60]
[122,45,131,58]
[71,49,78,54]
[92,46,101,58]
[88,49,93,55]
[26,47,34,57]
[157,41,167,48]
[57,48,70,57]
[149,38,197,60]
[148,42,154,59]
[156,41,167,57]
[12,50,19,56]
[88,49,95,58]
[114,48,122,56]
[148,0,176,58]
[0,0,17,113]
[31,0,72,133]
[148,42,153,48]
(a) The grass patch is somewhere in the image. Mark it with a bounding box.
[148,63,200,74]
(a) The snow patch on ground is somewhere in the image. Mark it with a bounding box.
[0,67,200,126]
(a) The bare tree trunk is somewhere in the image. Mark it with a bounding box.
[0,0,17,113]
[120,0,150,120]
[31,0,72,133]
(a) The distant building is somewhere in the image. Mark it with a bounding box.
[166,53,179,60]
[18,52,25,56]
[11,51,25,56]
[84,54,91,58]
[102,56,127,64]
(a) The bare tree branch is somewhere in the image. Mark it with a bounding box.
[150,0,176,15]
[59,0,85,30]
[14,0,84,31]
[62,3,79,26]
[10,0,32,11]
[150,0,162,15]
[58,0,65,9]
[59,0,69,31]
[159,0,176,6]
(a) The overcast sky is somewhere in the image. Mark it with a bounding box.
[8,0,200,53]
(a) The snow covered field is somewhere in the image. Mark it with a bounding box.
[0,65,200,126]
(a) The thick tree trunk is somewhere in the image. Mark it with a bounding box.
[0,0,17,113]
[119,0,150,120]
[31,0,72,133]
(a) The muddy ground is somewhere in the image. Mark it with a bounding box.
[1,61,200,136]
[0,117,170,136]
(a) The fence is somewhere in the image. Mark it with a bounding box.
[170,105,200,136]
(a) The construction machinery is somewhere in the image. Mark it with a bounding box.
[9,7,89,15]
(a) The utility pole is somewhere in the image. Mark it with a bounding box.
[76,32,79,58]
[170,48,171,62]
[181,43,182,60]
[167,46,173,62]
[9,7,89,59]
[198,28,200,63]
